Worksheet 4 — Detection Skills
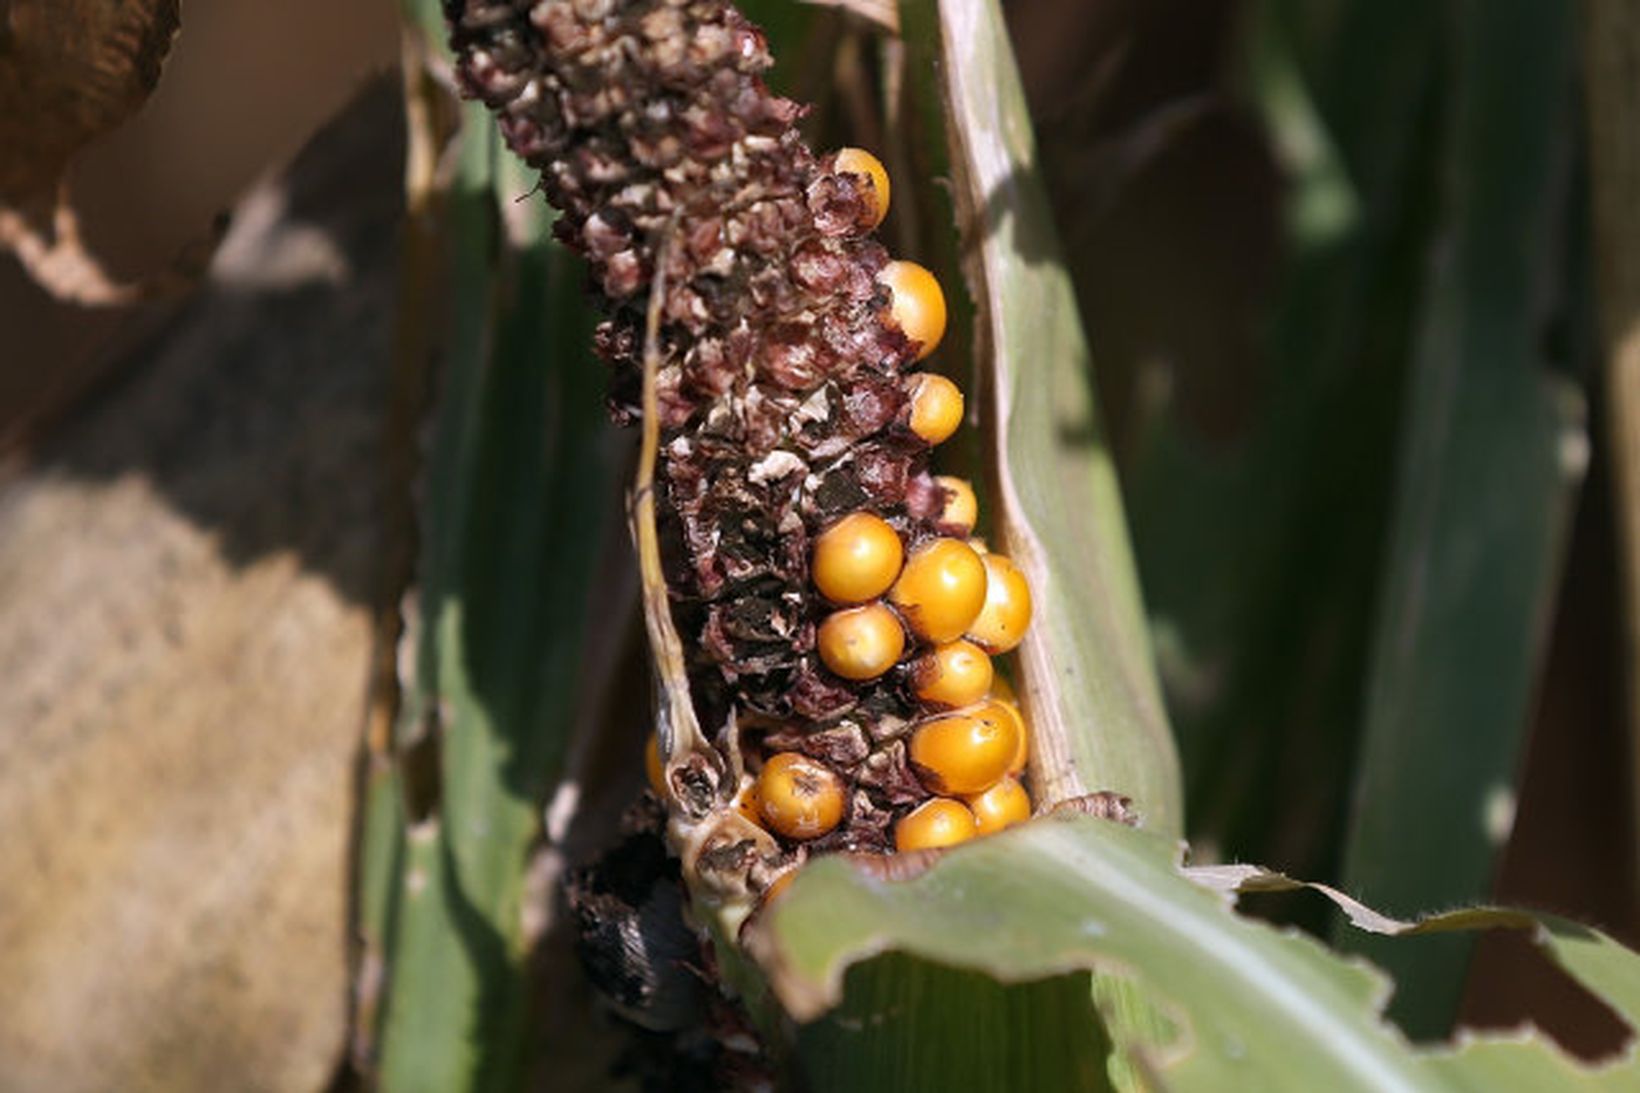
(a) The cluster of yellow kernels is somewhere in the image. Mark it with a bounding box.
[649,150,1038,890]
[814,528,1033,681]
[744,682,1034,853]
[787,151,1036,850]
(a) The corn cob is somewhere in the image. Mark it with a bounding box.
[444,0,1035,917]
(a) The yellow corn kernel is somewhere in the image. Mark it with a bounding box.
[965,776,1031,835]
[813,511,904,605]
[907,705,1020,796]
[966,553,1033,654]
[906,373,964,445]
[889,537,988,643]
[909,639,994,710]
[894,798,978,851]
[994,696,1029,776]
[835,146,890,227]
[881,261,947,362]
[935,475,978,534]
[756,752,845,840]
[817,602,906,680]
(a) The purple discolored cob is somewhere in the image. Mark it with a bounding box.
[445,0,1030,859]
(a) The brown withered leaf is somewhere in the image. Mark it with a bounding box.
[0,0,181,213]
[0,0,187,304]
[0,81,397,1089]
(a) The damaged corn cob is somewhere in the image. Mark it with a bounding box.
[443,0,1034,916]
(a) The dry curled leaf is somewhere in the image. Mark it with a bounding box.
[0,0,180,212]
[0,0,193,303]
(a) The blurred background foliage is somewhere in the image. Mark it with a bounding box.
[1015,0,1636,1051]
[1,0,1637,1088]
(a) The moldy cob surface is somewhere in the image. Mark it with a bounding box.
[443,0,1034,885]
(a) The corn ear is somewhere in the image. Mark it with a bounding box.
[396,3,1640,1093]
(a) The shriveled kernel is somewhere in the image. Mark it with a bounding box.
[935,475,978,534]
[908,706,1020,795]
[813,511,904,604]
[906,373,964,445]
[881,261,947,362]
[966,776,1031,835]
[757,752,845,840]
[889,537,988,643]
[910,639,994,710]
[645,731,666,798]
[966,553,1033,654]
[895,798,978,851]
[817,602,906,680]
[835,147,890,228]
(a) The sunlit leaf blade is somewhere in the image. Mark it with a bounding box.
[1421,1041,1636,1093]
[757,816,1396,1089]
[366,97,624,1088]
[1537,915,1640,1023]
[1188,866,1640,1084]
[1335,0,1585,1035]
[751,814,1640,1091]
[899,0,1182,833]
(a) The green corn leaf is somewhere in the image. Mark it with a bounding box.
[363,43,624,1088]
[1122,0,1446,881]
[1334,0,1586,1036]
[749,813,1640,1092]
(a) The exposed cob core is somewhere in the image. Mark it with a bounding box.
[444,0,1033,884]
